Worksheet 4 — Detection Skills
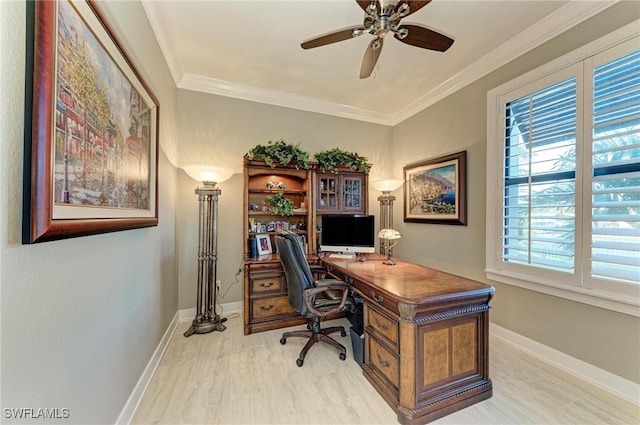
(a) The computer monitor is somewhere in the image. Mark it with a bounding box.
[320,214,375,254]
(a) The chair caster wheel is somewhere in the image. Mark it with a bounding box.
[280,338,286,345]
[339,353,346,361]
[341,329,347,337]
[296,358,304,367]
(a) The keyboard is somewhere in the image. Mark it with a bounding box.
[328,253,355,259]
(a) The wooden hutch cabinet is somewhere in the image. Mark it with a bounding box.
[243,158,368,335]
[243,157,313,335]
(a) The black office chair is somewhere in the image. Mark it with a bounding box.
[275,231,355,367]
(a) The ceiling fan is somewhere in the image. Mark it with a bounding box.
[301,0,454,79]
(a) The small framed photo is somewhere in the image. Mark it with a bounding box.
[256,234,272,255]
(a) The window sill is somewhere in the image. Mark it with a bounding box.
[485,268,640,317]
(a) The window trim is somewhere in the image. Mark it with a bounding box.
[486,20,640,317]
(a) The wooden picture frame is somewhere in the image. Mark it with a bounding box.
[403,151,467,225]
[23,0,159,243]
[256,234,272,255]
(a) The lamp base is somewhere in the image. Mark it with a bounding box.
[382,259,397,266]
[183,315,227,337]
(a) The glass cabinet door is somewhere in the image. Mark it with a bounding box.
[342,175,364,213]
[317,175,339,212]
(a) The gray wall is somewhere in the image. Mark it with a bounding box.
[392,1,640,383]
[176,90,393,309]
[1,2,179,423]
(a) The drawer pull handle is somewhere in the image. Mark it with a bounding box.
[376,352,391,368]
[371,291,384,303]
[259,281,274,288]
[345,276,353,284]
[259,305,274,311]
[374,318,389,331]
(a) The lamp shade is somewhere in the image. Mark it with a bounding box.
[378,228,401,240]
[370,179,404,193]
[182,165,233,184]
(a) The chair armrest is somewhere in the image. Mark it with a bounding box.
[309,264,327,279]
[315,278,350,288]
[303,285,350,318]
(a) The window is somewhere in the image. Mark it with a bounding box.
[486,24,639,316]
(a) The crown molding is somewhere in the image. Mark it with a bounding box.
[144,0,618,127]
[390,0,618,125]
[141,1,184,85]
[178,73,394,126]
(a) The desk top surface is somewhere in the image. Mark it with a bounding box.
[321,254,493,304]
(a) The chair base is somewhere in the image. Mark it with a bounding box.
[280,322,347,367]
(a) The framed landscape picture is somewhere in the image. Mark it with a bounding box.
[403,151,467,225]
[23,0,159,243]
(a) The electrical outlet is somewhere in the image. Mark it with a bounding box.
[216,280,221,291]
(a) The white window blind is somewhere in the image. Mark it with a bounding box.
[486,24,640,315]
[589,49,640,285]
[504,78,577,274]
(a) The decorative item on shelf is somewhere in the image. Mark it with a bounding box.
[256,233,272,255]
[314,148,372,173]
[181,165,234,337]
[263,192,294,216]
[265,180,275,189]
[277,181,286,189]
[378,228,402,266]
[371,179,404,254]
[247,139,310,169]
[249,237,258,259]
[250,203,259,211]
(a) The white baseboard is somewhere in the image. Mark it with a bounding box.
[490,323,640,406]
[178,301,243,322]
[116,312,179,425]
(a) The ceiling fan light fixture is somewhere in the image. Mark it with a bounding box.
[301,0,453,78]
[396,27,408,39]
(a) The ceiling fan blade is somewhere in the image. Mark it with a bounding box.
[394,24,454,52]
[301,25,364,49]
[360,37,384,79]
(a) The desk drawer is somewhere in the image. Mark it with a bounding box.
[367,307,398,346]
[369,337,399,388]
[251,276,284,293]
[252,296,295,319]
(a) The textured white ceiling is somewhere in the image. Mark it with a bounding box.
[143,0,616,124]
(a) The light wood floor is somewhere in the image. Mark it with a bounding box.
[132,315,639,425]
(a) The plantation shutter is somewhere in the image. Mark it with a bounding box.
[590,49,640,284]
[503,78,577,273]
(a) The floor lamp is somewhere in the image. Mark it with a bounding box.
[370,179,404,254]
[182,165,233,338]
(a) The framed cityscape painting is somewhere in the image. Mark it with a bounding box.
[23,0,159,243]
[403,151,467,225]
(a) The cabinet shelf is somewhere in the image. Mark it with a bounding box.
[248,189,307,195]
[248,230,306,236]
[248,209,308,216]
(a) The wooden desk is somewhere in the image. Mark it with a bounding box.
[321,254,494,425]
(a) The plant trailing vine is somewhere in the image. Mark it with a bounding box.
[263,193,294,216]
[247,139,310,169]
[314,148,372,173]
